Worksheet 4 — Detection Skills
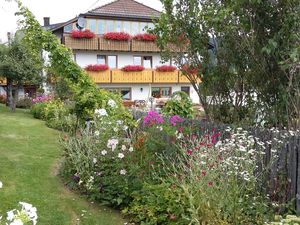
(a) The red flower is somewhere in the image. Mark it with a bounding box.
[85,64,109,72]
[156,65,177,72]
[71,29,95,39]
[133,33,157,42]
[103,32,131,41]
[201,171,207,177]
[187,149,193,155]
[182,64,200,75]
[208,181,214,187]
[122,65,145,72]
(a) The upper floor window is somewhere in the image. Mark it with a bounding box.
[89,19,97,33]
[63,23,73,33]
[140,22,148,33]
[98,20,106,34]
[131,22,139,35]
[133,56,152,68]
[107,20,114,32]
[115,21,122,32]
[123,21,131,33]
[133,56,142,66]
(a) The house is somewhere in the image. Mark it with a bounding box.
[45,0,200,105]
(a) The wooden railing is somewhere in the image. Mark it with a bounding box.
[64,36,98,50]
[86,69,193,84]
[99,37,131,51]
[0,77,7,85]
[131,40,160,52]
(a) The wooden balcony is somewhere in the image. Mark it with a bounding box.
[131,40,160,52]
[64,36,98,50]
[111,69,153,83]
[153,71,179,83]
[86,69,195,84]
[0,77,7,85]
[99,37,131,52]
[88,71,111,83]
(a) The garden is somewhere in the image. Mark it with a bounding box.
[0,0,300,225]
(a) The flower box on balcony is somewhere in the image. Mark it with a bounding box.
[71,29,95,39]
[85,64,109,72]
[156,65,177,72]
[133,33,156,42]
[122,65,145,72]
[103,32,131,41]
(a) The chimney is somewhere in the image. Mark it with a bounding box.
[43,17,50,26]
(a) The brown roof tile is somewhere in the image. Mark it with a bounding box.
[87,0,161,20]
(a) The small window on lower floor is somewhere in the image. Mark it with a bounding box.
[151,87,171,98]
[106,88,131,100]
[181,86,190,96]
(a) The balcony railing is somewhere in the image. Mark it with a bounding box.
[131,40,160,52]
[85,69,193,84]
[0,77,7,85]
[64,35,162,52]
[64,36,98,50]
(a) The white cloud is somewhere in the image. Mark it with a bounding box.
[0,0,163,43]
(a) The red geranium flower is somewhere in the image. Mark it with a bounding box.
[133,33,157,42]
[71,29,95,39]
[156,65,177,72]
[103,32,131,41]
[122,65,145,72]
[208,181,214,187]
[85,64,109,72]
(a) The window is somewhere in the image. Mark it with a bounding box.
[140,22,147,33]
[108,55,117,68]
[63,23,73,33]
[143,56,152,68]
[133,56,142,65]
[115,21,122,32]
[181,86,190,96]
[89,19,97,33]
[131,22,139,35]
[133,56,152,68]
[107,88,131,100]
[123,21,131,33]
[98,20,106,34]
[97,55,106,65]
[151,87,172,98]
[107,20,114,32]
[147,23,155,31]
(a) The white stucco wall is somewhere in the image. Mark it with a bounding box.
[75,51,171,69]
[98,83,200,103]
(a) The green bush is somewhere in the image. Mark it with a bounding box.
[124,183,190,225]
[30,102,47,119]
[163,91,194,118]
[16,97,33,109]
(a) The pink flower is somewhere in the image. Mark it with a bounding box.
[208,181,214,187]
[143,111,164,127]
[169,115,185,126]
[187,149,193,155]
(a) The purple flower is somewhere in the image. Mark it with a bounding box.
[143,111,164,127]
[170,115,185,126]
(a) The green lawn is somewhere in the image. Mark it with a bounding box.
[0,104,125,225]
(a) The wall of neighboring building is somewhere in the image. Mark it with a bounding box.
[74,51,171,69]
[98,83,200,104]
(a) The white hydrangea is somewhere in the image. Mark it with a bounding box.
[108,99,117,108]
[120,169,127,175]
[95,108,108,117]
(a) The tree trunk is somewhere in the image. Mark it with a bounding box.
[6,78,15,112]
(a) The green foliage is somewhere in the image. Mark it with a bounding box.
[153,0,300,128]
[30,102,47,119]
[16,1,131,121]
[268,215,300,225]
[124,183,190,225]
[163,91,194,118]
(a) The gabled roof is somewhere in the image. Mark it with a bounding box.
[85,0,161,20]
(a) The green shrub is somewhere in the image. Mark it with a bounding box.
[30,102,47,119]
[124,183,191,225]
[16,97,33,109]
[163,91,194,118]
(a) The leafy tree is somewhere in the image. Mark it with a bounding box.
[0,36,43,111]
[153,0,300,128]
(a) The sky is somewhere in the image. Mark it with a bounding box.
[0,0,163,43]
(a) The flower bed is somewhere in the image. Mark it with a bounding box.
[71,29,95,39]
[133,33,156,42]
[122,65,145,72]
[85,64,109,72]
[156,65,177,72]
[103,32,131,41]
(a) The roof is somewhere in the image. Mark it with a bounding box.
[86,0,161,20]
[43,22,65,31]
